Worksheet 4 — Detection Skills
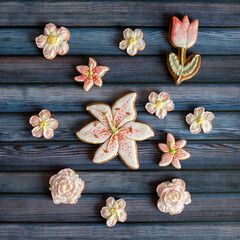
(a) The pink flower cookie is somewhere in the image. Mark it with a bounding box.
[167,15,201,85]
[35,23,70,60]
[101,197,127,227]
[186,107,215,134]
[29,109,59,139]
[76,92,154,169]
[158,133,190,169]
[145,92,174,119]
[157,179,191,215]
[49,168,85,204]
[74,58,109,92]
[119,28,145,56]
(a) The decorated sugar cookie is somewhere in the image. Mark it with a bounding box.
[76,92,154,169]
[156,178,191,215]
[145,92,174,119]
[49,168,85,204]
[119,28,145,56]
[101,197,127,227]
[29,109,59,139]
[158,133,190,169]
[167,15,201,85]
[35,23,70,60]
[186,107,214,134]
[74,58,110,92]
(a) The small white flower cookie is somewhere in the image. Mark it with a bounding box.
[119,28,145,56]
[49,168,85,204]
[101,197,127,227]
[35,23,70,60]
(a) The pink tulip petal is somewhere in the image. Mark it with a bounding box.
[174,149,190,160]
[171,158,181,169]
[117,209,127,222]
[190,123,201,134]
[201,121,213,133]
[43,128,54,139]
[32,126,43,138]
[83,77,94,92]
[159,152,174,167]
[35,34,47,49]
[76,65,89,75]
[55,42,69,55]
[182,15,190,30]
[57,27,70,41]
[100,206,111,219]
[194,107,205,117]
[39,109,51,121]
[43,44,57,60]
[156,108,167,119]
[119,40,128,50]
[175,140,187,149]
[148,92,159,103]
[115,199,126,209]
[74,75,88,82]
[44,23,57,36]
[158,143,169,153]
[126,45,138,56]
[93,76,103,87]
[49,118,58,129]
[171,16,187,48]
[145,102,156,114]
[93,66,109,77]
[89,58,97,69]
[159,92,170,101]
[186,113,197,125]
[203,111,215,121]
[106,214,118,227]
[135,39,145,50]
[167,133,175,149]
[123,28,133,40]
[29,115,41,127]
[106,197,116,208]
[186,19,199,48]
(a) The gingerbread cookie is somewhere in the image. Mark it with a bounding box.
[167,15,201,85]
[35,23,70,60]
[158,133,190,169]
[74,57,109,92]
[76,92,154,169]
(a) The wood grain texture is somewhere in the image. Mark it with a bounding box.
[1,142,239,171]
[1,56,239,83]
[0,28,239,55]
[0,112,239,142]
[1,84,239,112]
[0,194,239,222]
[0,1,239,27]
[0,223,239,240]
[0,171,239,194]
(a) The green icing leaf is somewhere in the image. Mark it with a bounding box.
[169,52,181,76]
[182,54,200,76]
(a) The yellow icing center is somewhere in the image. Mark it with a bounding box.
[40,121,48,128]
[110,208,117,215]
[197,117,204,125]
[156,101,164,108]
[47,35,58,45]
[170,194,177,200]
[65,185,70,191]
[129,38,136,44]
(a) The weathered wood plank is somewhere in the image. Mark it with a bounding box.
[0,2,239,27]
[1,85,240,112]
[0,223,239,240]
[0,171,239,194]
[1,56,239,84]
[0,194,239,222]
[0,28,239,55]
[1,142,239,171]
[0,112,239,142]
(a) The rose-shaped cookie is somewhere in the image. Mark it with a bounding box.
[156,179,191,215]
[49,168,85,204]
[101,197,127,227]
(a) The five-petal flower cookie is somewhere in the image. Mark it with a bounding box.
[158,133,190,169]
[35,23,70,60]
[119,28,146,56]
[145,92,175,119]
[29,109,59,139]
[101,197,127,227]
[156,178,191,215]
[76,92,154,169]
[186,107,215,134]
[74,57,110,92]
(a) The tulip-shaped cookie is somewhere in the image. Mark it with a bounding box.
[167,15,201,85]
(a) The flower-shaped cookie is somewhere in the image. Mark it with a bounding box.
[74,58,109,92]
[76,92,154,169]
[35,23,70,60]
[145,92,175,119]
[29,109,59,139]
[119,28,145,56]
[158,133,190,169]
[186,107,215,134]
[49,168,85,204]
[157,178,191,215]
[101,197,127,227]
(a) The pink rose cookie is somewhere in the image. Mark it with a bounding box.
[35,23,70,60]
[119,28,145,56]
[29,109,59,139]
[76,92,154,169]
[157,178,191,215]
[145,92,174,119]
[158,133,190,169]
[167,15,201,85]
[101,197,127,227]
[49,168,85,204]
[186,107,215,134]
[74,57,109,92]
